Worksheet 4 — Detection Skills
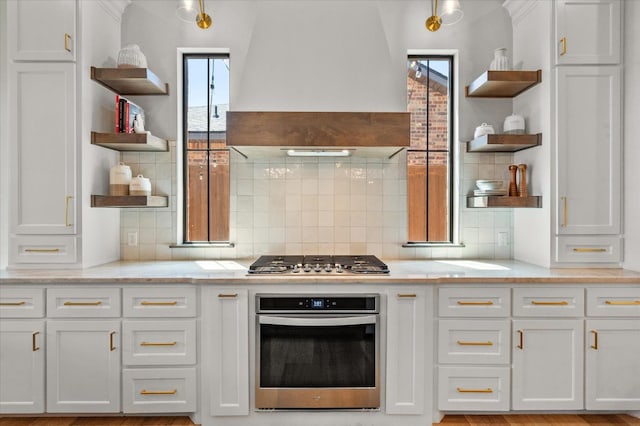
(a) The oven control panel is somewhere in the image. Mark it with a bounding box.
[256,295,379,313]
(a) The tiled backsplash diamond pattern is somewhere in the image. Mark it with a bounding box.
[120,142,513,260]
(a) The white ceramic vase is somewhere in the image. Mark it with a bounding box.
[489,47,510,71]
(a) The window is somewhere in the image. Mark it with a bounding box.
[182,54,230,243]
[406,56,454,243]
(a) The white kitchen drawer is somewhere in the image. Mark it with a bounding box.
[438,320,510,364]
[123,287,196,318]
[513,287,584,317]
[9,236,78,264]
[587,288,640,317]
[122,368,196,413]
[47,288,120,318]
[439,287,510,317]
[122,320,196,366]
[0,288,44,318]
[555,236,622,264]
[438,366,510,411]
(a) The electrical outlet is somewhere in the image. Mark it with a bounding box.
[497,231,509,247]
[127,231,138,247]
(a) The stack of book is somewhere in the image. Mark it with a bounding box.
[115,95,144,133]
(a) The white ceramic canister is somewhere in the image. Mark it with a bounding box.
[489,47,510,71]
[109,162,132,196]
[474,123,495,138]
[129,174,152,196]
[503,113,525,134]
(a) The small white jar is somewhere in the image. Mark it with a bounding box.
[129,174,151,196]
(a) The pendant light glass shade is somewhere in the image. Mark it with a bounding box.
[176,0,197,23]
[440,0,463,26]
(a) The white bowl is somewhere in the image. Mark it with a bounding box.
[476,180,504,191]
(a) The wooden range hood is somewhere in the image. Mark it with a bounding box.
[226,111,410,159]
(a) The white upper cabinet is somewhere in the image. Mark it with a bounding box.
[555,0,621,65]
[555,66,621,236]
[6,0,77,62]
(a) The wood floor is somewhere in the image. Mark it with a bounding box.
[0,414,639,425]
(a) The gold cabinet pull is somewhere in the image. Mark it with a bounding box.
[218,293,238,298]
[457,340,493,346]
[32,331,40,351]
[64,33,72,52]
[561,196,567,227]
[398,294,417,298]
[573,248,607,253]
[65,195,73,227]
[590,329,598,350]
[560,37,567,56]
[457,301,494,306]
[109,331,116,351]
[64,301,102,306]
[140,301,178,306]
[605,300,640,305]
[457,387,493,393]
[531,300,569,306]
[0,301,26,306]
[517,330,524,350]
[140,341,177,346]
[141,389,177,395]
[25,248,60,253]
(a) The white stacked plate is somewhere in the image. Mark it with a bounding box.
[473,189,507,196]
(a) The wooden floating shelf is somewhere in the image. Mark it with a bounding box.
[466,70,542,98]
[466,133,542,152]
[91,131,168,152]
[90,66,169,95]
[91,195,168,208]
[467,195,541,208]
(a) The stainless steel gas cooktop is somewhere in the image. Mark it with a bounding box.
[247,255,389,275]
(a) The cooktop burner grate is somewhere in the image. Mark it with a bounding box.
[247,255,389,275]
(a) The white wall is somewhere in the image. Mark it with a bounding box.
[624,0,640,271]
[0,0,8,269]
[118,0,518,260]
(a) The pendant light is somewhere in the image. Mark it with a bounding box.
[426,0,463,32]
[196,0,212,29]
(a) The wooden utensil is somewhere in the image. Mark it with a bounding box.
[508,165,518,197]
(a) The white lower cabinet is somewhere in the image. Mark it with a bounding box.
[122,368,196,413]
[512,319,584,410]
[0,320,45,413]
[438,367,510,411]
[208,289,249,416]
[386,288,427,414]
[46,320,121,412]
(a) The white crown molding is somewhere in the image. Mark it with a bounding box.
[502,0,539,26]
[96,0,132,22]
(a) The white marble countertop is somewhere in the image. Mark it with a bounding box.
[2,259,640,284]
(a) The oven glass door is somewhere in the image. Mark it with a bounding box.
[258,315,378,389]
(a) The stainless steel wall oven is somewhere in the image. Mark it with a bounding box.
[255,294,380,409]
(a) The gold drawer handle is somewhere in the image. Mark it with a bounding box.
[560,37,567,56]
[64,33,71,52]
[218,293,238,298]
[573,248,607,253]
[457,340,493,346]
[457,301,494,306]
[140,341,177,346]
[531,301,569,306]
[140,301,178,306]
[64,301,102,306]
[25,248,60,253]
[517,330,524,350]
[0,301,26,306]
[605,300,640,305]
[32,331,40,352]
[141,389,177,395]
[109,331,116,351]
[65,195,73,227]
[398,294,417,298]
[590,329,598,350]
[457,387,493,393]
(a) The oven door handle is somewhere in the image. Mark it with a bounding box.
[258,315,377,327]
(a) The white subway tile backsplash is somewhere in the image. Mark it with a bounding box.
[119,143,514,261]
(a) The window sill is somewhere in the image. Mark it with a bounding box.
[402,242,465,248]
[170,242,235,248]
